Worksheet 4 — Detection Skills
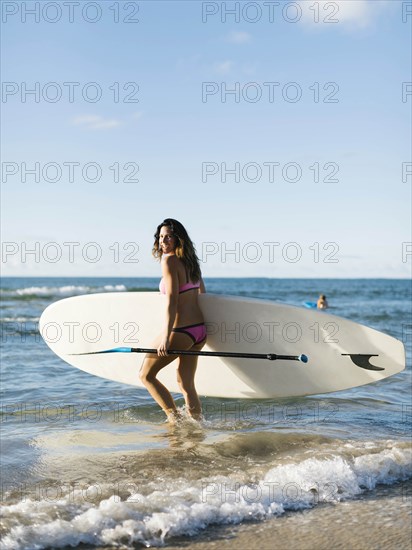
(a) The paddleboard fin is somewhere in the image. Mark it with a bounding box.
[341,354,384,371]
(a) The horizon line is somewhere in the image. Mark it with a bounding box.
[1,276,410,281]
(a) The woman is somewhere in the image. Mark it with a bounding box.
[139,219,207,423]
[317,294,329,309]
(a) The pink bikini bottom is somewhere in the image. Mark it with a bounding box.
[171,323,207,345]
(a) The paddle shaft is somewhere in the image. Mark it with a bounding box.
[75,347,308,363]
[133,348,302,361]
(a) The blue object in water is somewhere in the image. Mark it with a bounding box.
[303,301,317,309]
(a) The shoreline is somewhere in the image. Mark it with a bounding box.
[164,481,412,550]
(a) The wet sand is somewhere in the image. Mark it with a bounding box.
[166,481,412,550]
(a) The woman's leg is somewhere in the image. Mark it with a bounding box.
[176,338,206,420]
[139,354,178,420]
[139,332,196,422]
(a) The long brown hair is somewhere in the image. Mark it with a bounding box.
[152,219,202,282]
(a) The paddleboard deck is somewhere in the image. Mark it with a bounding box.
[39,292,405,399]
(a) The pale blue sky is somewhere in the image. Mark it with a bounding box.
[1,0,411,277]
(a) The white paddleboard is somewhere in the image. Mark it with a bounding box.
[39,292,405,399]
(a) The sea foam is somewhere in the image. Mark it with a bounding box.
[1,285,127,299]
[1,443,410,550]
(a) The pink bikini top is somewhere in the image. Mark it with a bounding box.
[159,254,201,294]
[159,278,200,295]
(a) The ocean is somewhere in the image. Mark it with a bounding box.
[1,277,411,549]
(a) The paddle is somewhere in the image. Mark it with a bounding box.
[71,347,308,363]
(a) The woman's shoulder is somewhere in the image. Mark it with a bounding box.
[162,254,180,270]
